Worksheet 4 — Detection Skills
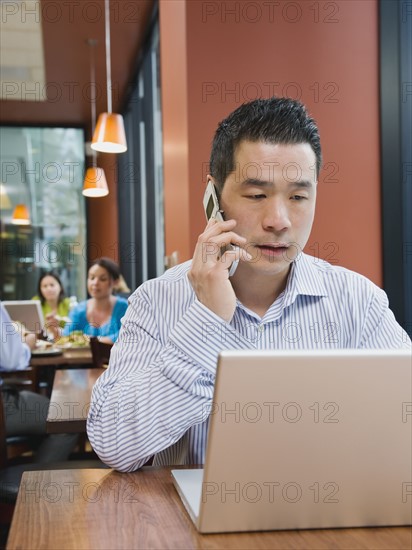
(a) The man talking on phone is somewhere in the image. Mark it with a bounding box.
[87,97,411,472]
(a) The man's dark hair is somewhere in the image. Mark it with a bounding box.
[90,257,120,281]
[210,97,322,192]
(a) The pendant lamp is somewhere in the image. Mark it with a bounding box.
[91,0,127,153]
[83,167,109,198]
[83,39,109,198]
[11,204,30,225]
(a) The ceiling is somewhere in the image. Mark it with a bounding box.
[0,0,155,133]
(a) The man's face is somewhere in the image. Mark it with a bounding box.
[219,140,317,279]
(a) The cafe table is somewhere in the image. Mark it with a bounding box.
[0,348,94,394]
[31,347,93,392]
[30,347,93,367]
[6,466,412,549]
[46,368,105,433]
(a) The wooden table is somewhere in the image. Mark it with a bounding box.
[31,349,93,393]
[6,467,412,550]
[0,349,94,394]
[46,368,105,433]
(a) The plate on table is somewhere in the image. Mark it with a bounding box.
[55,332,90,352]
[56,345,91,353]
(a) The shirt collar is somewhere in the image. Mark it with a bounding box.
[235,253,328,320]
[282,252,328,309]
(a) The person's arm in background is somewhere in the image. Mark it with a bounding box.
[44,313,62,341]
[46,298,72,340]
[0,304,36,370]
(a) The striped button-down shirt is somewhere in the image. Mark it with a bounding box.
[87,253,411,472]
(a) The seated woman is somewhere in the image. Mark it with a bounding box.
[62,258,128,344]
[33,271,71,339]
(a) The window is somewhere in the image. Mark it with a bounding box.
[0,126,87,301]
[379,0,412,337]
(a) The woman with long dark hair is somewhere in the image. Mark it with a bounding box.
[33,271,71,339]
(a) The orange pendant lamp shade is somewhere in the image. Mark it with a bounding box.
[91,113,127,153]
[11,204,30,225]
[82,167,109,197]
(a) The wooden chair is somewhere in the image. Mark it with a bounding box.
[89,337,113,369]
[1,379,36,464]
[0,367,36,393]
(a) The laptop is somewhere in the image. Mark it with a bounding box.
[2,300,45,334]
[172,349,412,533]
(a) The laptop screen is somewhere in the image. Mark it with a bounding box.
[2,300,45,333]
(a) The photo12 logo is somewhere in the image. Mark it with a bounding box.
[402,482,412,503]
[1,1,142,25]
[18,479,141,504]
[201,81,340,104]
[204,400,340,424]
[202,480,340,504]
[201,2,340,24]
[402,402,412,423]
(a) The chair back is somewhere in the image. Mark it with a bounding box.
[89,337,113,369]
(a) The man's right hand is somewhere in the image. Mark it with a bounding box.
[188,218,250,323]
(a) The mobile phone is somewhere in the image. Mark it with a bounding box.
[203,181,239,276]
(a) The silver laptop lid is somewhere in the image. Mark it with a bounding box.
[2,300,45,333]
[197,349,412,533]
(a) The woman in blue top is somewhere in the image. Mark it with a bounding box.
[62,257,128,343]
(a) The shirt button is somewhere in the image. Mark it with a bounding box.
[258,324,264,333]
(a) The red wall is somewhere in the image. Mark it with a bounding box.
[161,0,382,285]
[159,0,191,262]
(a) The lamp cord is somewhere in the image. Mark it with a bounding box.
[105,0,112,114]
[88,38,97,167]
